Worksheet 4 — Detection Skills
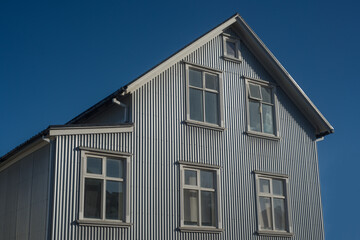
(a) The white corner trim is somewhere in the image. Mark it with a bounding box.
[49,125,134,136]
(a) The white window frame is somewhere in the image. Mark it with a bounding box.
[184,62,225,130]
[222,34,242,62]
[179,161,223,233]
[78,148,131,227]
[254,171,293,237]
[245,77,280,140]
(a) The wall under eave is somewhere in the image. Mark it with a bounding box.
[0,144,50,240]
[50,33,324,240]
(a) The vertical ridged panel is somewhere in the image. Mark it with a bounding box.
[51,34,324,240]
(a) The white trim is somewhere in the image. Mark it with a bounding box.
[222,35,242,61]
[49,125,133,136]
[179,163,222,230]
[185,63,224,128]
[79,149,131,224]
[254,171,292,235]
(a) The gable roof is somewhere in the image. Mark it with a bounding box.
[68,13,333,137]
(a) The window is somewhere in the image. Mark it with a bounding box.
[254,172,292,236]
[185,63,224,129]
[179,162,222,232]
[78,149,131,226]
[245,78,278,137]
[222,35,241,61]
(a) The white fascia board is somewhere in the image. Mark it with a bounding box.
[125,17,238,93]
[49,125,133,136]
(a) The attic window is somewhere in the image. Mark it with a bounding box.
[222,35,241,62]
[245,78,279,139]
[184,63,224,130]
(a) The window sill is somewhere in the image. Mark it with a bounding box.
[246,130,280,141]
[222,55,242,63]
[184,120,225,131]
[76,219,132,228]
[257,230,293,237]
[179,226,224,233]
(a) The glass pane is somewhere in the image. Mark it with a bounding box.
[200,170,215,189]
[189,68,202,88]
[87,157,102,174]
[274,198,286,231]
[259,197,272,230]
[201,191,216,226]
[189,88,204,122]
[84,178,102,219]
[205,92,218,124]
[185,170,197,186]
[273,179,284,196]
[184,189,198,225]
[261,86,272,103]
[262,104,274,134]
[106,181,123,220]
[249,100,261,132]
[106,158,124,178]
[259,179,270,193]
[249,83,261,99]
[205,73,218,90]
[226,40,236,58]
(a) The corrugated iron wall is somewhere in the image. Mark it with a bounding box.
[51,34,324,239]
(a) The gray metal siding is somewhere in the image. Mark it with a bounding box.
[51,34,324,239]
[0,144,50,240]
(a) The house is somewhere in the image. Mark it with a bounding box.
[0,13,333,240]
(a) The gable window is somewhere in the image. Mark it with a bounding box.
[78,149,131,226]
[254,171,292,236]
[245,78,278,138]
[179,162,222,232]
[185,63,224,130]
[222,35,241,62]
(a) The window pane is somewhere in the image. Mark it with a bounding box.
[261,86,272,103]
[189,88,204,122]
[205,73,218,90]
[87,157,102,174]
[106,158,124,178]
[274,198,286,231]
[201,191,216,226]
[205,92,218,124]
[226,41,236,58]
[200,170,215,189]
[249,83,261,99]
[259,197,272,230]
[249,100,261,132]
[84,178,102,219]
[184,189,198,225]
[185,170,197,186]
[262,104,274,134]
[189,68,202,87]
[273,179,284,196]
[259,179,270,193]
[106,181,123,220]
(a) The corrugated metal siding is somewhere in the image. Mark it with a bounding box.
[51,34,324,239]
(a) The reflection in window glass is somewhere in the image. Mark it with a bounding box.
[205,92,218,124]
[272,179,284,196]
[259,197,272,230]
[84,178,102,219]
[262,104,274,134]
[184,189,199,225]
[189,88,203,122]
[249,84,261,99]
[185,170,197,186]
[200,170,215,188]
[106,181,123,220]
[201,191,216,226]
[261,86,272,103]
[249,101,261,132]
[274,198,286,230]
[226,41,236,58]
[106,158,123,178]
[87,157,102,174]
[205,73,218,90]
[189,69,202,87]
[259,179,270,193]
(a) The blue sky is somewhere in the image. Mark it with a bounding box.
[0,0,359,239]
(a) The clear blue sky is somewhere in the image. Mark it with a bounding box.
[0,0,358,239]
